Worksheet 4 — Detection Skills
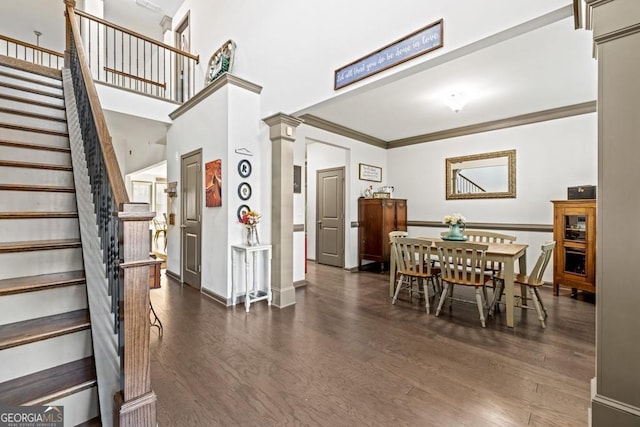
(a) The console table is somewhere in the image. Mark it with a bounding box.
[231,244,272,312]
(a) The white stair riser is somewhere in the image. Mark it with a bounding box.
[0,191,77,213]
[0,66,62,86]
[0,247,84,280]
[0,166,74,187]
[0,98,66,120]
[0,86,64,108]
[0,112,68,134]
[0,75,63,97]
[0,330,92,382]
[0,127,69,148]
[0,145,71,166]
[48,386,99,427]
[0,283,87,325]
[0,218,79,242]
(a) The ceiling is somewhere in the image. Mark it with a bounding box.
[295,13,597,144]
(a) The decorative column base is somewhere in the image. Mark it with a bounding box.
[271,285,296,308]
[113,391,157,427]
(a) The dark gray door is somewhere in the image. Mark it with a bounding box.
[316,167,345,267]
[181,150,201,289]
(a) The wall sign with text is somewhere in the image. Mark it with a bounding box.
[359,163,382,182]
[334,19,443,90]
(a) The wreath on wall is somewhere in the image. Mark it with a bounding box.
[206,39,236,85]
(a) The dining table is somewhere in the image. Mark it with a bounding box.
[389,237,528,328]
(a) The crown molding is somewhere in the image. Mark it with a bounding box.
[298,114,387,149]
[387,101,597,149]
[299,102,596,150]
[170,74,262,120]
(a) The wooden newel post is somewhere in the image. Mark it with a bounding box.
[113,203,157,427]
[63,0,76,68]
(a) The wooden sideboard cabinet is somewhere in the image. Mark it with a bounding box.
[358,197,407,271]
[552,199,596,296]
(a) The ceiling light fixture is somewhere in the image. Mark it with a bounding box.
[444,92,467,113]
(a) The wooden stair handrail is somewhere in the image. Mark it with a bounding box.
[0,35,64,59]
[64,2,129,207]
[73,8,199,63]
[103,67,166,89]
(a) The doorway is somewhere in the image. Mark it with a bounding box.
[316,167,345,268]
[181,149,202,289]
[174,13,191,102]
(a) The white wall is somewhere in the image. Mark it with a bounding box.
[166,81,262,300]
[388,113,598,280]
[169,0,571,117]
[96,84,175,124]
[298,126,388,270]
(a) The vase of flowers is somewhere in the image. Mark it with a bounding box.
[442,213,467,241]
[239,210,261,246]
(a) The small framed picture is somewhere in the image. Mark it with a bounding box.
[358,163,382,182]
[238,182,252,200]
[238,159,252,178]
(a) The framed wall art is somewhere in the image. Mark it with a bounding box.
[358,163,382,182]
[205,159,222,207]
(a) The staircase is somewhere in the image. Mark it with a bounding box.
[0,58,100,426]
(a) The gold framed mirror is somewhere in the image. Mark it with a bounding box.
[445,149,516,200]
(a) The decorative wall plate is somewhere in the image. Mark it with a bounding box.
[238,159,252,178]
[237,204,251,221]
[238,182,252,200]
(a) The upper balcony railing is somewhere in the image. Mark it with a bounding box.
[0,34,64,69]
[72,8,199,103]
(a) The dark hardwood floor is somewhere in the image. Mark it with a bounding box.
[149,263,595,426]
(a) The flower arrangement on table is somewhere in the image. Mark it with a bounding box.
[239,210,261,228]
[239,210,261,245]
[442,213,466,225]
[442,213,467,240]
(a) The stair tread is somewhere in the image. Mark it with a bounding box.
[0,357,96,406]
[0,212,78,219]
[0,106,66,123]
[76,416,102,427]
[0,57,62,81]
[0,81,64,99]
[0,160,72,171]
[0,139,70,153]
[0,70,63,89]
[0,122,69,137]
[0,93,66,110]
[0,270,85,296]
[0,238,82,253]
[0,309,90,350]
[0,184,75,192]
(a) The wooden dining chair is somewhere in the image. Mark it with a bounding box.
[448,229,518,302]
[489,241,556,328]
[463,230,516,274]
[435,241,492,327]
[391,237,440,313]
[152,218,167,249]
[388,231,409,295]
